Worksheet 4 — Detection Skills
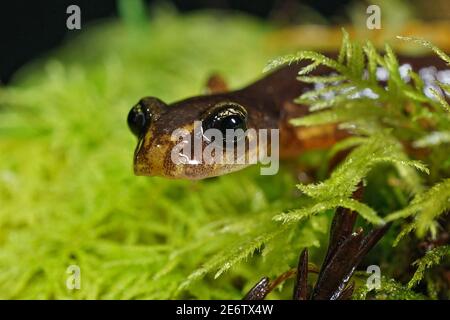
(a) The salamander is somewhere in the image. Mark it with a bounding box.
[127,54,449,179]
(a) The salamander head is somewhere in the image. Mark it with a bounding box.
[127,95,267,179]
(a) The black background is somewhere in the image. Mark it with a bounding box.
[0,299,444,316]
[0,0,352,84]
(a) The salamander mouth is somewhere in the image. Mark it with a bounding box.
[132,134,255,178]
[133,136,144,162]
[133,137,148,176]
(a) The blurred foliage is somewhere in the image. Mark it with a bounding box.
[0,2,449,299]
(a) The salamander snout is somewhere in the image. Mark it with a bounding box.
[127,97,167,138]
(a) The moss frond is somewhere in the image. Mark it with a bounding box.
[408,245,450,289]
[353,276,427,300]
[396,36,450,65]
[297,133,428,200]
[385,179,450,237]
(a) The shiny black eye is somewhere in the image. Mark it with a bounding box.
[202,102,248,143]
[127,102,151,138]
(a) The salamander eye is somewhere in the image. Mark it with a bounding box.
[202,102,248,142]
[128,97,167,138]
[127,102,152,137]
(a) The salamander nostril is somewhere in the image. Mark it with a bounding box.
[127,103,151,137]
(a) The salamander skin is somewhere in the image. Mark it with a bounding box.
[127,54,449,179]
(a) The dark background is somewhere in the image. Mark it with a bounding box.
[0,0,354,84]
